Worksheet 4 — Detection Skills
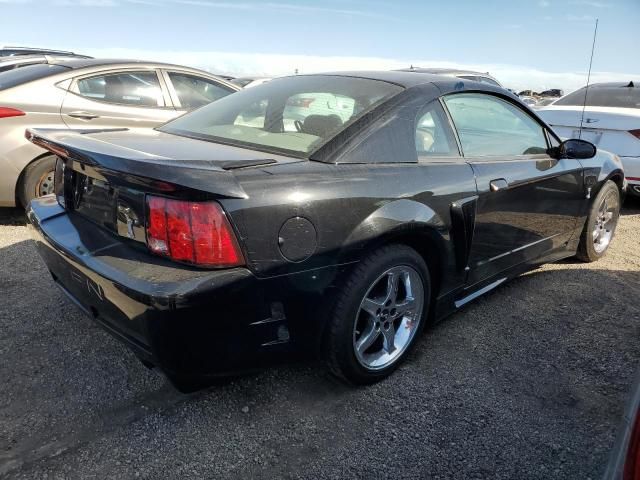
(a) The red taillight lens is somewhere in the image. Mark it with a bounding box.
[629,129,640,140]
[0,107,25,119]
[146,196,243,268]
[625,410,640,480]
[165,199,194,262]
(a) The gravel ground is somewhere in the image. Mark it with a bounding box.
[1,200,639,479]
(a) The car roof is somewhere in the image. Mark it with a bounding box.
[47,57,214,73]
[0,58,240,91]
[45,58,238,86]
[302,70,461,88]
[396,67,496,77]
[583,81,638,88]
[0,54,85,64]
[1,46,86,56]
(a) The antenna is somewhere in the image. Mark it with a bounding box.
[578,18,598,139]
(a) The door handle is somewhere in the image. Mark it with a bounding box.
[489,178,509,192]
[67,111,99,120]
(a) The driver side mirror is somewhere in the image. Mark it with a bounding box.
[550,138,597,160]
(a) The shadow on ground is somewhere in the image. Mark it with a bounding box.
[0,208,25,226]
[0,231,638,479]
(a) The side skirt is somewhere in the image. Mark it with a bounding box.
[432,243,578,323]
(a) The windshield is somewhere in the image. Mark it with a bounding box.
[554,85,640,108]
[159,75,403,157]
[0,64,67,91]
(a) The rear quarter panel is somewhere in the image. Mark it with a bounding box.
[0,82,68,205]
[222,159,477,297]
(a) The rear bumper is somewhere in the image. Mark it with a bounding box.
[27,196,334,384]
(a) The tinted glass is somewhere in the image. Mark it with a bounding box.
[444,93,548,156]
[478,77,500,87]
[0,64,67,91]
[415,103,458,157]
[458,75,480,82]
[160,75,403,156]
[77,71,164,107]
[554,86,640,108]
[230,78,254,88]
[168,72,233,109]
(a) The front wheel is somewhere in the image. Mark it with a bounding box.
[576,180,621,262]
[325,245,430,385]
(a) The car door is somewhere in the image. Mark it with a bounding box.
[442,92,585,286]
[161,70,236,114]
[61,68,178,129]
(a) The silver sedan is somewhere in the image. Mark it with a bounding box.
[0,58,239,207]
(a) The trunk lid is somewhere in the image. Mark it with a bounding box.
[538,106,640,156]
[538,105,640,130]
[26,127,300,243]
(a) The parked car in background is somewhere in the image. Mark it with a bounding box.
[230,77,272,89]
[0,53,93,73]
[520,95,538,107]
[0,46,90,58]
[26,71,624,391]
[540,88,563,98]
[233,79,355,129]
[603,372,640,479]
[0,58,239,207]
[397,66,503,87]
[534,97,556,108]
[538,81,640,197]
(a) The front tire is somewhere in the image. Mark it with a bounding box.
[325,244,430,385]
[576,180,621,262]
[18,155,57,207]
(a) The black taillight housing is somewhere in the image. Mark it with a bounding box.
[54,157,66,208]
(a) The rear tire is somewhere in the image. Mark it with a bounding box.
[576,180,621,262]
[18,155,56,207]
[325,244,430,385]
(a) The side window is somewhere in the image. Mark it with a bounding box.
[415,102,459,157]
[443,93,548,156]
[167,72,233,110]
[76,71,164,107]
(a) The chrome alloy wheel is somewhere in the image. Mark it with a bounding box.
[352,265,425,371]
[592,189,619,254]
[36,170,55,197]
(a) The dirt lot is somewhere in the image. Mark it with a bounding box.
[1,201,639,479]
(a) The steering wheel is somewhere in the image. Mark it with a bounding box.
[294,120,304,133]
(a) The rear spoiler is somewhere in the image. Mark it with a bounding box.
[26,128,248,199]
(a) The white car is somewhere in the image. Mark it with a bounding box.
[520,95,538,107]
[538,81,640,196]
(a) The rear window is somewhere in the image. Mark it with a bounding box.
[159,75,403,157]
[554,86,640,108]
[230,78,254,88]
[0,64,67,91]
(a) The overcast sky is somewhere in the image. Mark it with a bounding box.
[1,0,639,92]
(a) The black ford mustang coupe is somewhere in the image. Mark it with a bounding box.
[26,71,625,391]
